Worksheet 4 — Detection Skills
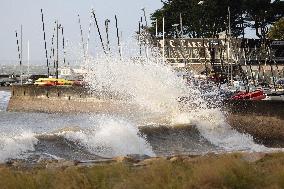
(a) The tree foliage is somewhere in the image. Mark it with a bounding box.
[150,0,284,39]
[268,17,284,40]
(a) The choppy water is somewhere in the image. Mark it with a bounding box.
[0,88,276,162]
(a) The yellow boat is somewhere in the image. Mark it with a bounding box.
[34,78,74,86]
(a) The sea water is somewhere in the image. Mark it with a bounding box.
[0,42,280,163]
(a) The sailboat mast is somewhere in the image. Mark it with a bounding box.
[27,40,30,76]
[20,25,23,85]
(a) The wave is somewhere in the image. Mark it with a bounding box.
[56,117,155,158]
[0,131,38,163]
[171,108,271,152]
[0,91,11,111]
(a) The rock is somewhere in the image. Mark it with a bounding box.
[138,157,165,166]
[75,159,116,166]
[169,156,184,162]
[126,154,151,161]
[5,159,25,167]
[114,156,139,164]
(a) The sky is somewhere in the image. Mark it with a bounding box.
[0,0,257,65]
[0,0,163,64]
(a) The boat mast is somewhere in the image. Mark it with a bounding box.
[78,14,86,60]
[180,13,183,38]
[92,10,106,55]
[61,26,66,66]
[227,6,233,85]
[86,11,93,55]
[105,19,111,53]
[41,9,49,77]
[27,40,30,76]
[20,25,23,85]
[15,30,21,82]
[56,20,59,79]
[162,17,165,64]
[115,15,122,59]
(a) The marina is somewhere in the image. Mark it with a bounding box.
[0,0,284,188]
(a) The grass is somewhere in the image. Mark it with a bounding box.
[0,153,284,189]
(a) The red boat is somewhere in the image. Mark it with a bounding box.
[231,90,266,100]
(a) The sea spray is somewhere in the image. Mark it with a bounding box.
[84,53,204,121]
[82,41,271,153]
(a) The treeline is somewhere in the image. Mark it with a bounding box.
[150,0,284,39]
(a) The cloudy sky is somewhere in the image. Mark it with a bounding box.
[0,0,162,64]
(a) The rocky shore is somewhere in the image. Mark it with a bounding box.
[1,152,284,188]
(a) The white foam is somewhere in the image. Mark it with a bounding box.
[58,116,155,158]
[0,131,38,162]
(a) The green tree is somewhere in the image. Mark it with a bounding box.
[244,0,284,39]
[150,0,284,39]
[268,17,284,40]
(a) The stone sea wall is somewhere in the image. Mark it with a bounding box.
[7,85,137,114]
[8,85,284,118]
[223,99,284,119]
